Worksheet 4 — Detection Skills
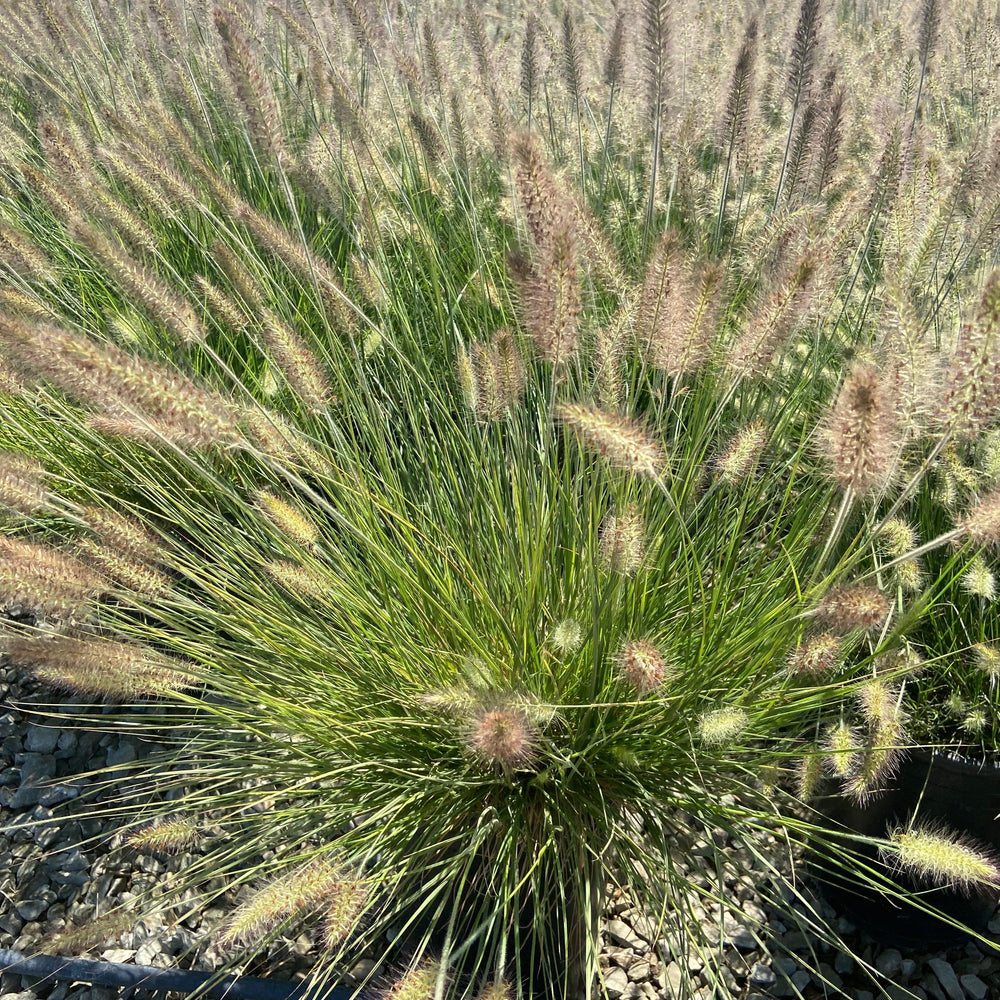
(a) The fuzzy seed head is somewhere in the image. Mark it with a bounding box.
[3,633,189,698]
[857,679,902,731]
[418,685,481,717]
[558,403,663,477]
[973,642,1000,678]
[716,422,767,484]
[0,537,105,620]
[697,706,749,746]
[468,706,537,769]
[961,489,1000,546]
[79,541,171,597]
[878,518,918,558]
[550,618,584,655]
[384,961,441,1000]
[127,816,199,854]
[265,561,330,601]
[945,692,967,716]
[814,584,890,633]
[81,506,164,562]
[882,824,1000,895]
[254,491,320,547]
[820,364,899,493]
[321,878,369,949]
[600,506,646,575]
[962,709,988,735]
[962,555,996,600]
[475,981,513,1000]
[617,640,669,694]
[0,452,49,515]
[895,558,924,594]
[788,632,841,675]
[823,721,860,777]
[221,859,360,949]
[797,752,824,799]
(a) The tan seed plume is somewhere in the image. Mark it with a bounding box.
[0,537,104,619]
[2,633,188,698]
[558,403,663,478]
[820,363,898,493]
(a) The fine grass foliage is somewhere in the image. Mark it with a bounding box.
[1,1,1000,998]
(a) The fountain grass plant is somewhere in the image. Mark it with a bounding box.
[1,1,1000,998]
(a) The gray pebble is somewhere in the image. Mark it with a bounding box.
[24,725,60,754]
[834,951,855,976]
[13,900,47,922]
[959,974,989,1000]
[7,756,56,809]
[927,958,965,1000]
[749,963,776,989]
[602,966,629,999]
[105,740,137,768]
[722,917,756,950]
[662,961,684,998]
[876,948,903,978]
[627,960,650,982]
[606,918,648,953]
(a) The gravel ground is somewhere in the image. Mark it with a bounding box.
[3,661,1000,1000]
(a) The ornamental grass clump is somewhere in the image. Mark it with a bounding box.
[2,1,1000,998]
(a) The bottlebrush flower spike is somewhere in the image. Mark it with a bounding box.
[550,618,584,655]
[813,584,890,633]
[475,980,513,1000]
[557,403,663,477]
[617,639,669,693]
[467,706,537,769]
[716,422,767,484]
[797,751,824,799]
[959,487,1000,545]
[265,561,330,601]
[2,633,189,698]
[820,363,898,493]
[0,537,105,620]
[697,706,748,746]
[881,823,1000,895]
[877,518,918,558]
[220,859,360,949]
[322,877,369,949]
[0,451,49,515]
[127,816,200,854]
[961,554,996,600]
[384,961,441,1000]
[600,505,646,574]
[788,633,841,675]
[823,720,859,777]
[973,642,1000,678]
[254,491,320,547]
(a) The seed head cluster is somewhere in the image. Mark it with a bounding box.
[0,537,105,620]
[221,859,366,950]
[813,584,890,633]
[557,403,663,477]
[788,633,841,675]
[2,633,189,698]
[616,640,669,694]
[697,706,749,746]
[467,705,537,769]
[599,506,646,574]
[127,816,200,854]
[882,824,1000,895]
[716,422,767,484]
[820,363,898,493]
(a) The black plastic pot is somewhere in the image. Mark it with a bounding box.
[814,750,1000,948]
